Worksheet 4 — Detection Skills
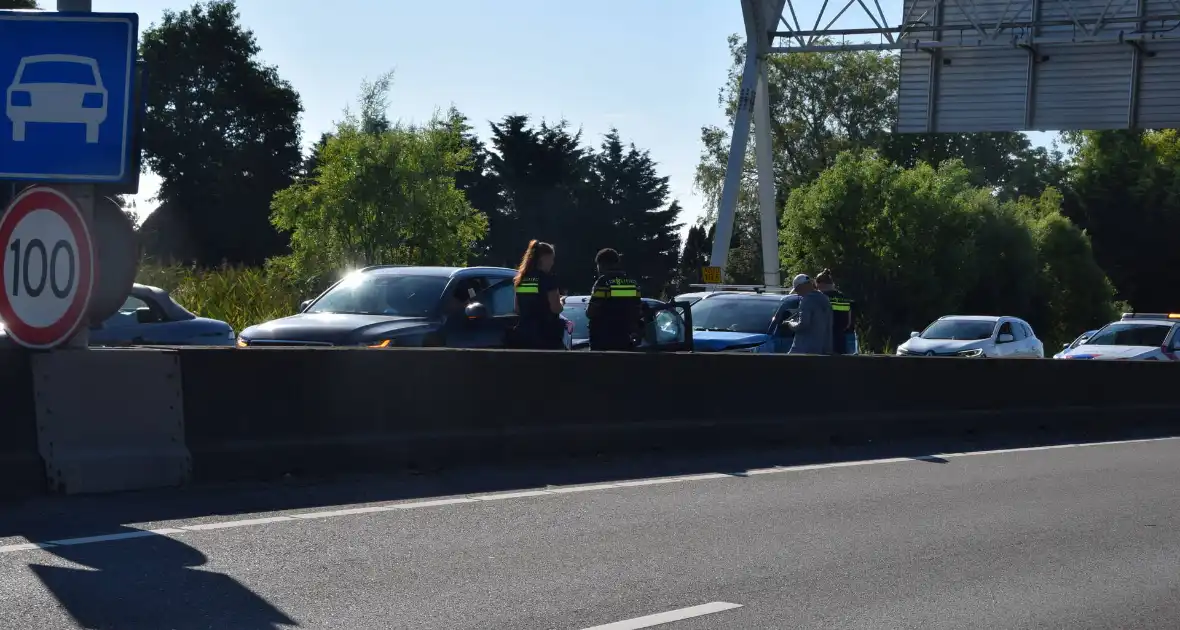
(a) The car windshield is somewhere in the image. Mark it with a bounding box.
[306,274,449,317]
[1084,323,1171,347]
[690,297,781,334]
[921,319,996,341]
[19,61,97,85]
[562,303,589,338]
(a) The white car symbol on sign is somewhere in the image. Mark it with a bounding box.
[5,54,109,144]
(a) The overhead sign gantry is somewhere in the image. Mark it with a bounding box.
[711,0,1180,286]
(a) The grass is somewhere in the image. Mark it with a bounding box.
[135,263,311,335]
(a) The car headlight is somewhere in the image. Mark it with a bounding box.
[236,337,248,348]
[957,348,984,357]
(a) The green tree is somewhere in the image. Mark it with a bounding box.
[269,78,487,278]
[676,223,712,292]
[588,131,683,296]
[1062,130,1180,312]
[780,151,1114,351]
[780,152,981,349]
[697,35,1065,283]
[138,0,303,266]
[1010,188,1117,346]
[476,116,598,285]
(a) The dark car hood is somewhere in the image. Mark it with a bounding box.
[240,313,437,345]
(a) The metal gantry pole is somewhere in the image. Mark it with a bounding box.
[753,67,780,288]
[58,0,94,348]
[710,0,764,278]
[712,0,783,286]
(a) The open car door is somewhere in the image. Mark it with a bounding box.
[638,300,694,352]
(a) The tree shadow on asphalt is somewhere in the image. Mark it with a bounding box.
[25,524,297,629]
[1,422,1176,546]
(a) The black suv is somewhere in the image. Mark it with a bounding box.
[238,265,692,351]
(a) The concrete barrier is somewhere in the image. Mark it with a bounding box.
[32,348,190,494]
[177,348,1180,483]
[0,350,44,498]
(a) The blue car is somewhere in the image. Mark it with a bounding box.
[688,292,801,353]
[89,284,236,347]
[0,283,236,347]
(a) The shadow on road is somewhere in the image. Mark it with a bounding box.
[25,524,297,629]
[1,423,1177,547]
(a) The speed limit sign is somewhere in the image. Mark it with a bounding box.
[0,187,95,349]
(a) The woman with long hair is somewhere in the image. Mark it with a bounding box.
[512,240,564,349]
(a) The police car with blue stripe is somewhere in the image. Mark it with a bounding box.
[1056,313,1180,361]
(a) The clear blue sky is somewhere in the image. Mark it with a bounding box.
[93,0,1051,229]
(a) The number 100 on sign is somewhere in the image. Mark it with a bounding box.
[9,237,77,301]
[0,187,94,349]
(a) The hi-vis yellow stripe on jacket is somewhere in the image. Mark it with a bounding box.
[516,277,540,294]
[606,277,639,298]
[829,297,852,312]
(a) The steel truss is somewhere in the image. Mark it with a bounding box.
[773,0,1180,53]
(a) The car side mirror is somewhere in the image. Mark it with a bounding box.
[465,302,489,320]
[997,333,1015,343]
[299,299,312,312]
[134,307,158,324]
[910,331,920,338]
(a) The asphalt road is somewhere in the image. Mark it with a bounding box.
[1,437,1179,629]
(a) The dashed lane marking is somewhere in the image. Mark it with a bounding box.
[576,601,743,629]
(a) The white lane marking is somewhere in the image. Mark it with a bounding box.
[577,602,743,629]
[290,505,398,520]
[393,497,478,509]
[546,483,621,494]
[744,456,916,475]
[0,542,56,553]
[476,490,552,501]
[183,516,294,531]
[48,531,161,546]
[2,435,1176,556]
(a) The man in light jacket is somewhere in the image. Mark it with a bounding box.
[786,273,834,355]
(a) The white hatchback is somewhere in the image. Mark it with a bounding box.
[896,315,1044,358]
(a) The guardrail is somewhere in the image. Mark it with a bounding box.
[3,347,1179,496]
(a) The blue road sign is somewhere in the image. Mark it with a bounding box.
[0,11,138,184]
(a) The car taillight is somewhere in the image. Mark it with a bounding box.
[82,92,103,108]
[9,91,30,107]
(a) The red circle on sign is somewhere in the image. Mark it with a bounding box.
[0,187,95,349]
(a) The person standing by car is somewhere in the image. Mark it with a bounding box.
[786,273,833,355]
[815,268,855,355]
[587,248,643,351]
[512,240,565,349]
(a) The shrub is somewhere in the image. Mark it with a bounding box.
[136,263,307,334]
